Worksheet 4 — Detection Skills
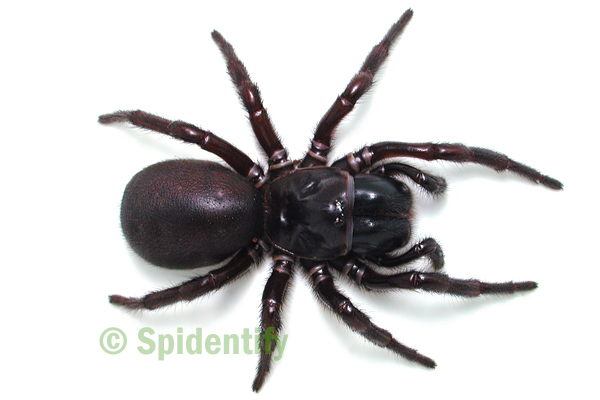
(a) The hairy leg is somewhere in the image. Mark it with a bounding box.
[301,9,414,167]
[302,260,436,368]
[331,255,536,296]
[369,163,447,195]
[364,238,444,270]
[109,242,263,310]
[99,110,265,185]
[211,31,292,176]
[331,141,562,190]
[253,253,294,392]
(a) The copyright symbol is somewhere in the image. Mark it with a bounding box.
[100,327,127,355]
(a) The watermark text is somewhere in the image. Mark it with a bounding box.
[100,327,288,361]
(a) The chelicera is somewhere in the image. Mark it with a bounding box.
[100,9,562,392]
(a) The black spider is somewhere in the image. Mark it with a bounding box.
[100,9,562,392]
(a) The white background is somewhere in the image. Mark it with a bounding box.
[2,0,598,398]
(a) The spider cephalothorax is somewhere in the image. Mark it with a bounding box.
[100,9,562,392]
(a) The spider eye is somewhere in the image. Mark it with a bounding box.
[332,199,345,226]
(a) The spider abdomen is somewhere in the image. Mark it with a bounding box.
[120,159,264,269]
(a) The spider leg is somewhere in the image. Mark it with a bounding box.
[98,110,265,186]
[331,255,537,296]
[253,253,295,392]
[365,238,444,270]
[300,9,413,168]
[302,260,436,369]
[331,141,563,190]
[109,242,263,310]
[211,31,292,176]
[369,163,447,196]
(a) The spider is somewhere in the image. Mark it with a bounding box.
[100,9,562,392]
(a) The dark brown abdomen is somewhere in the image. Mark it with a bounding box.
[120,159,263,269]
